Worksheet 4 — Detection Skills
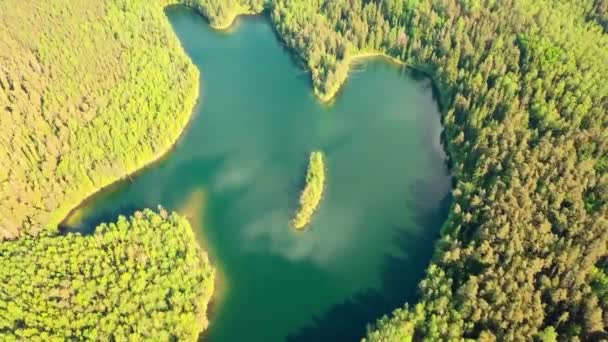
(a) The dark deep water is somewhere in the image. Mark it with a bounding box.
[64,6,451,342]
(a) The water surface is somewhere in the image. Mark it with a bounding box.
[66,6,451,341]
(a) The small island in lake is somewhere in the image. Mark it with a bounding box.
[293,151,326,230]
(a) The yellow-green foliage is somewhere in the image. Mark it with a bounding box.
[0,0,199,239]
[183,0,264,29]
[0,0,266,241]
[0,209,215,341]
[293,151,326,230]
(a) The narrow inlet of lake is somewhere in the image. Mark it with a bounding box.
[64,5,451,342]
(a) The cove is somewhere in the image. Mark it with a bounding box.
[63,6,451,342]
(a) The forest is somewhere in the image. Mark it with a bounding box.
[1,0,607,340]
[182,0,265,29]
[0,209,215,340]
[0,0,199,239]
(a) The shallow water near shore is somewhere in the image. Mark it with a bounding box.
[64,6,451,341]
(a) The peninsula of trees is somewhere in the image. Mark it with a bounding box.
[0,209,214,340]
[182,0,264,29]
[293,151,326,230]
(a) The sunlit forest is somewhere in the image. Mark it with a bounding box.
[0,0,199,238]
[1,0,607,340]
[0,209,214,340]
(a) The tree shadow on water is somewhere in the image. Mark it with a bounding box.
[59,194,142,236]
[59,153,230,236]
[287,179,451,342]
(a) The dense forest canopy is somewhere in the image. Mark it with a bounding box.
[1,0,607,340]
[0,0,198,239]
[0,209,214,340]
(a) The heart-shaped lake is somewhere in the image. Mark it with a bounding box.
[64,6,451,342]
